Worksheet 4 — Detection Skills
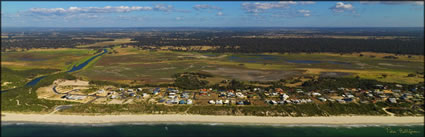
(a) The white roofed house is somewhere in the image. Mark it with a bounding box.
[281,94,289,101]
[388,98,397,103]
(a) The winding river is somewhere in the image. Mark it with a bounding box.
[24,49,108,86]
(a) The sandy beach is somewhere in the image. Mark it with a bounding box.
[1,113,424,125]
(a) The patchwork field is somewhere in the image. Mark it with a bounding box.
[73,46,424,85]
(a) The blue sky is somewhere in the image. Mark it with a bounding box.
[1,1,424,27]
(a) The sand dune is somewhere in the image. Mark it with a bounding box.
[1,113,423,125]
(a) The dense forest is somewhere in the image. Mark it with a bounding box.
[2,27,424,54]
[133,37,424,55]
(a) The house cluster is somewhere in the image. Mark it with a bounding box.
[84,83,423,106]
[159,88,193,105]
[208,99,251,105]
[312,85,424,104]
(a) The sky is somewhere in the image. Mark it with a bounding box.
[1,1,424,27]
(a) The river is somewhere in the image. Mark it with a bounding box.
[24,49,108,86]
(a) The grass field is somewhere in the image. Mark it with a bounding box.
[74,46,424,85]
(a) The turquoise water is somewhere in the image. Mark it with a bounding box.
[1,123,423,137]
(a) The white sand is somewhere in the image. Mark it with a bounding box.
[1,113,423,125]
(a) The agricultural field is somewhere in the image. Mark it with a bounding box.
[74,46,424,86]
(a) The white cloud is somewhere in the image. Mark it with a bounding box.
[175,17,182,21]
[414,1,424,6]
[330,2,354,13]
[193,4,222,11]
[299,1,316,5]
[360,1,424,6]
[153,4,174,12]
[297,9,311,17]
[216,11,223,16]
[28,6,153,16]
[241,1,297,13]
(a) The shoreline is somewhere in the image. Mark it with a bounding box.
[2,113,424,126]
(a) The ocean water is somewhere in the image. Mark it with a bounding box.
[1,123,423,137]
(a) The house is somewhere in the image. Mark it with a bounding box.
[236,101,244,105]
[200,89,208,96]
[158,99,166,103]
[119,88,125,91]
[281,94,289,101]
[216,100,223,104]
[168,88,179,93]
[311,92,321,96]
[236,92,246,98]
[110,95,118,99]
[367,93,374,97]
[166,99,178,104]
[128,89,134,92]
[306,99,313,103]
[179,100,187,104]
[336,99,346,104]
[223,100,229,104]
[142,93,149,98]
[269,100,277,105]
[285,100,292,104]
[343,98,353,102]
[227,92,235,98]
[219,92,227,97]
[129,93,136,97]
[388,98,397,103]
[187,99,193,104]
[243,100,251,105]
[97,89,105,94]
[318,97,327,102]
[137,88,143,91]
[181,92,190,98]
[395,84,403,88]
[278,101,285,104]
[209,100,216,104]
